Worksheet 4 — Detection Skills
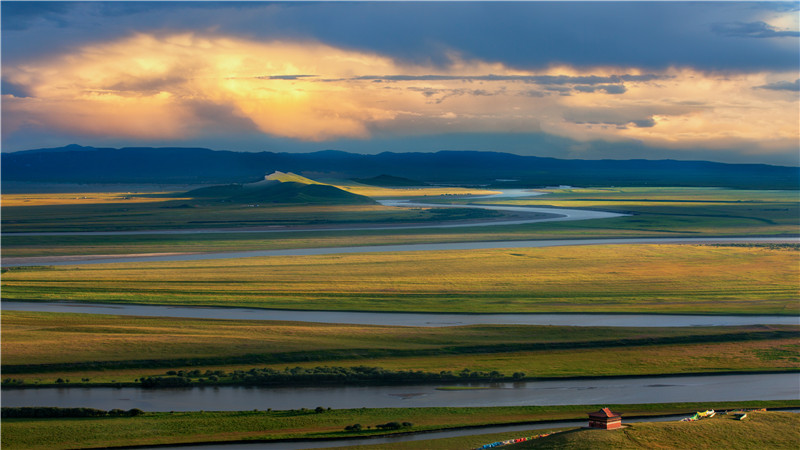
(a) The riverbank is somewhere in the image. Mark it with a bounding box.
[3,402,798,450]
[3,373,798,411]
[3,243,799,315]
[3,310,797,387]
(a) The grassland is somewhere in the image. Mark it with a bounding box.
[2,187,797,259]
[2,403,797,450]
[3,244,797,314]
[345,410,800,449]
[511,410,800,449]
[2,311,797,385]
[0,183,500,234]
[2,185,797,450]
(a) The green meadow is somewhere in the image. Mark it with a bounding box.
[2,403,798,450]
[511,411,800,450]
[2,187,797,259]
[2,311,797,385]
[2,185,797,449]
[350,411,800,450]
[3,244,798,314]
[0,184,500,234]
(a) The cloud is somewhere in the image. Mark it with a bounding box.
[4,2,798,73]
[564,112,657,129]
[573,85,627,95]
[630,118,656,128]
[1,80,32,98]
[712,21,800,38]
[257,75,317,81]
[756,79,800,92]
[349,74,663,85]
[0,1,73,31]
[2,33,798,159]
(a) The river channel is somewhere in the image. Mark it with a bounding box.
[4,301,799,327]
[3,236,797,267]
[3,373,798,412]
[129,415,697,450]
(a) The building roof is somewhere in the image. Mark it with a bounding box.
[588,407,621,418]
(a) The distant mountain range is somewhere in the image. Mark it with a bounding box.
[2,144,797,189]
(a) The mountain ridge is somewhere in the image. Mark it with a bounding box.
[2,145,797,189]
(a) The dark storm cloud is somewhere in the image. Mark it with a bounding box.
[756,79,800,91]
[256,75,317,80]
[711,21,800,38]
[0,1,73,30]
[406,87,504,104]
[3,2,798,72]
[573,85,627,95]
[249,2,799,71]
[345,74,663,85]
[1,80,32,98]
[630,118,657,128]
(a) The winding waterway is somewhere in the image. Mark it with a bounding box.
[4,301,798,327]
[3,188,796,267]
[4,373,798,412]
[145,412,799,450]
[3,236,797,267]
[1,190,622,237]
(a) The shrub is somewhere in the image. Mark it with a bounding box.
[344,423,362,432]
[376,421,403,430]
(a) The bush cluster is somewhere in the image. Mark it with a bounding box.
[344,421,413,432]
[139,366,521,388]
[1,407,144,418]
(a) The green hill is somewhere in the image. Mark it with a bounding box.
[511,411,799,449]
[183,172,375,205]
[263,171,324,185]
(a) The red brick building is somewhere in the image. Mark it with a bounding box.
[588,407,622,429]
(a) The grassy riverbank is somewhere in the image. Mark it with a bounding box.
[2,402,797,450]
[3,311,798,385]
[511,411,800,449]
[0,185,500,233]
[2,187,797,259]
[345,410,800,449]
[4,244,798,314]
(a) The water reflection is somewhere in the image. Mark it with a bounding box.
[4,301,798,327]
[3,373,798,412]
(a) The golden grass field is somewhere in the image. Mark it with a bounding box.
[2,309,797,384]
[1,185,798,450]
[4,405,798,450]
[3,244,797,314]
[0,185,497,207]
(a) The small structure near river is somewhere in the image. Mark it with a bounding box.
[588,407,622,430]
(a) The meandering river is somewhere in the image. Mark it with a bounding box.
[3,236,797,267]
[144,411,800,450]
[3,373,797,412]
[3,189,796,267]
[4,301,798,327]
[1,190,622,237]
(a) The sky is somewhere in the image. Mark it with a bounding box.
[1,1,799,165]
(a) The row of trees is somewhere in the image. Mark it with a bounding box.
[1,407,144,418]
[140,366,527,388]
[344,421,413,432]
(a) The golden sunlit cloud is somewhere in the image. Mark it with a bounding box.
[2,32,798,153]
